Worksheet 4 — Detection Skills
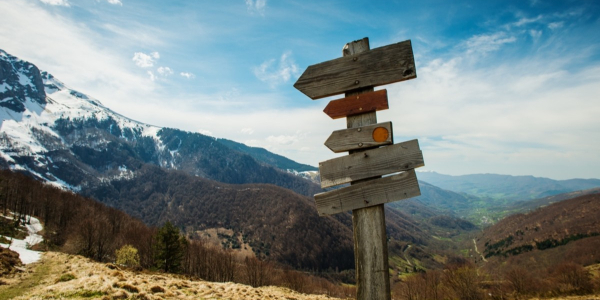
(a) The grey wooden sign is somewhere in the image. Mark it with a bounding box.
[294,40,416,99]
[319,139,423,188]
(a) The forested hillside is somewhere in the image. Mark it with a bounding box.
[0,169,356,298]
[478,193,600,262]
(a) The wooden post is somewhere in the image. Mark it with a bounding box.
[344,38,391,300]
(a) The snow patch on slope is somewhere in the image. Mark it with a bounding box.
[0,214,43,265]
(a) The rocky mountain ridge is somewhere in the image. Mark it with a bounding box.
[0,49,318,196]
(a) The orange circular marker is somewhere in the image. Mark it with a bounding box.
[372,127,389,142]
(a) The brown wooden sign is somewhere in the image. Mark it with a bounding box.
[314,169,421,216]
[323,89,389,119]
[324,121,393,153]
[294,40,416,99]
[319,139,423,188]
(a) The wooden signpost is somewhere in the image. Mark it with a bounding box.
[294,38,424,300]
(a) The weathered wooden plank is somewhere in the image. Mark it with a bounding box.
[294,39,416,99]
[319,139,423,188]
[343,38,390,300]
[323,89,389,119]
[314,169,421,216]
[324,121,393,153]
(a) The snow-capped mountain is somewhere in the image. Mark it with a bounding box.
[0,49,319,195]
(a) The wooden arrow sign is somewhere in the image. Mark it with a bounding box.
[293,40,416,99]
[323,89,389,119]
[319,139,423,188]
[314,169,421,216]
[325,121,393,153]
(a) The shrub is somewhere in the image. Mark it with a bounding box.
[549,262,594,295]
[120,283,139,293]
[150,285,165,293]
[443,262,484,300]
[57,273,76,282]
[504,266,535,296]
[115,244,140,268]
[393,270,446,300]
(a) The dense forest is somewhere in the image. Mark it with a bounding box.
[82,164,471,272]
[81,164,355,271]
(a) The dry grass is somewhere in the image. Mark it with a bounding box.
[527,297,600,300]
[0,251,345,299]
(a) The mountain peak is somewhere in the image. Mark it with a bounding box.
[0,49,46,112]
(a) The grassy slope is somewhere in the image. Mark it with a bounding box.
[0,251,346,300]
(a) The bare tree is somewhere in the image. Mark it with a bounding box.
[243,256,273,287]
[443,262,483,300]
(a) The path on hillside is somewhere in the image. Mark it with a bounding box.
[473,239,487,262]
[403,244,413,266]
[0,253,54,299]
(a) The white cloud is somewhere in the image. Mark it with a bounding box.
[548,21,564,30]
[253,51,299,88]
[101,23,165,48]
[529,29,542,40]
[39,0,70,6]
[241,128,254,135]
[267,134,298,145]
[132,52,159,68]
[0,1,157,119]
[378,40,600,179]
[245,0,266,15]
[157,66,173,76]
[513,15,543,27]
[180,72,195,79]
[198,129,213,136]
[147,71,156,81]
[107,0,122,5]
[464,32,517,56]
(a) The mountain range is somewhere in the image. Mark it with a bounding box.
[418,171,600,201]
[0,49,319,196]
[2,48,600,273]
[1,49,472,271]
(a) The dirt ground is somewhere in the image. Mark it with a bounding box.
[0,251,345,300]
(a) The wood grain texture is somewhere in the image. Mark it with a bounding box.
[343,38,390,300]
[314,169,421,216]
[324,121,393,153]
[294,39,416,99]
[353,204,389,300]
[323,89,389,119]
[319,139,423,188]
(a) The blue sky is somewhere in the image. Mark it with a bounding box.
[1,0,599,180]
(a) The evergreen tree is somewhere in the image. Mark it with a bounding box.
[154,221,187,273]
